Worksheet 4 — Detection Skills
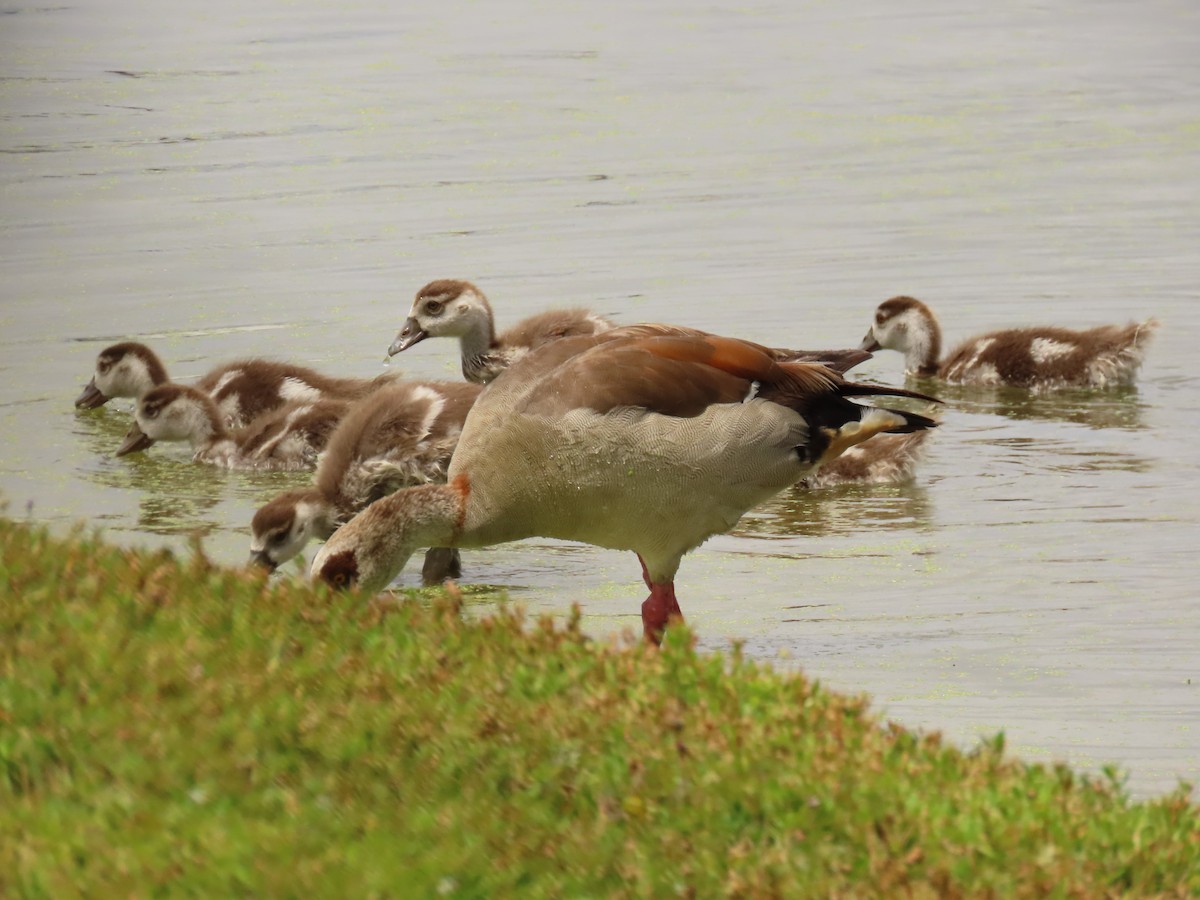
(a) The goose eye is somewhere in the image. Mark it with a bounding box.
[269,532,287,546]
[875,311,887,325]
[98,360,111,373]
[424,300,443,315]
[142,405,159,420]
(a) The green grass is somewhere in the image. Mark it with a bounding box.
[1,517,1197,897]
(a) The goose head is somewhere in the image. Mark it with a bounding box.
[76,342,169,409]
[115,384,221,456]
[388,280,494,356]
[311,483,461,592]
[860,296,942,376]
[249,489,334,571]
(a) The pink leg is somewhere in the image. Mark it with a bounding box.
[641,580,683,646]
[636,554,653,590]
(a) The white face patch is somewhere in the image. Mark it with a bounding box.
[139,395,215,445]
[278,377,323,403]
[874,307,923,351]
[743,381,760,402]
[97,356,150,399]
[873,305,938,373]
[422,290,481,339]
[1029,337,1075,364]
[96,345,172,399]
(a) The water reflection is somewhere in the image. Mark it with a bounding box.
[89,453,226,537]
[967,435,1154,477]
[228,468,316,505]
[74,408,309,536]
[72,405,139,458]
[735,481,933,540]
[903,378,1149,431]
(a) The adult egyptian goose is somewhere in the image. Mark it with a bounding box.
[249,380,482,583]
[860,296,1158,390]
[386,279,616,383]
[76,341,396,426]
[313,324,939,643]
[115,384,349,470]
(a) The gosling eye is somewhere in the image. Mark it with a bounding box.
[142,405,159,420]
[269,532,287,546]
[98,360,112,373]
[424,300,443,316]
[875,311,887,325]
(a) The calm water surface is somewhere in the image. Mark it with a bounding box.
[3,1,1198,798]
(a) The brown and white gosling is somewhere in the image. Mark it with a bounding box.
[115,383,349,470]
[800,430,933,489]
[386,279,616,383]
[861,296,1157,390]
[249,380,482,583]
[76,341,396,426]
[314,323,939,644]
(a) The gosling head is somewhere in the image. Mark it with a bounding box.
[860,296,941,374]
[249,490,332,571]
[76,342,168,409]
[129,384,220,449]
[388,279,492,356]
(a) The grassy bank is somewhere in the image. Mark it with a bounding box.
[1,518,1197,897]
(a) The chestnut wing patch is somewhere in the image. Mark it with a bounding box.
[518,334,812,419]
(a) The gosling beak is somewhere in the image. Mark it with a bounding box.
[74,377,109,409]
[388,317,428,356]
[114,423,156,457]
[859,330,881,352]
[248,549,277,572]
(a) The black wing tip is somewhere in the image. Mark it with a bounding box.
[841,380,943,405]
[885,408,940,433]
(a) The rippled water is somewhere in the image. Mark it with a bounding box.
[3,1,1198,798]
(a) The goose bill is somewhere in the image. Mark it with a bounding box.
[388,318,428,356]
[114,423,156,457]
[74,377,108,409]
[248,549,277,571]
